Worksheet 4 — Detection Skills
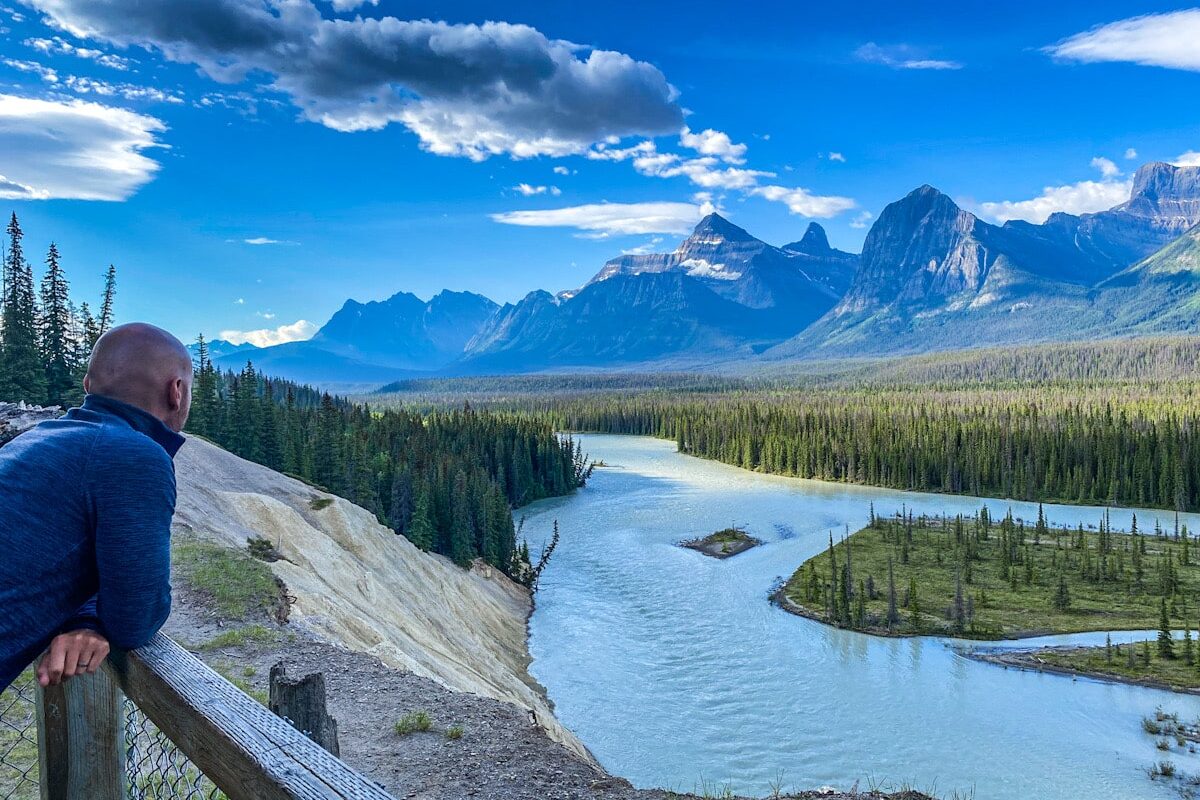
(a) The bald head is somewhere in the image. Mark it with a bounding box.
[85,323,193,432]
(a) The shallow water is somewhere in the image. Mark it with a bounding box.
[524,434,1200,800]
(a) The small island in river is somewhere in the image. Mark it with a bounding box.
[775,505,1200,691]
[682,527,761,559]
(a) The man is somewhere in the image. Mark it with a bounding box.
[0,323,191,691]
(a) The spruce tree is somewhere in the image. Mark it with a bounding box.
[1158,597,1175,659]
[98,264,116,336]
[0,213,46,403]
[39,242,79,407]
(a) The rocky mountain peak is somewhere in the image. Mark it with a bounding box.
[785,222,832,255]
[685,213,756,245]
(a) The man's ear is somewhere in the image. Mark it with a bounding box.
[167,377,183,411]
[82,375,91,394]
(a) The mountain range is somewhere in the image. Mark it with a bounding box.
[213,161,1200,385]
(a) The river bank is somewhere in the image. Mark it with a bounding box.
[969,645,1200,696]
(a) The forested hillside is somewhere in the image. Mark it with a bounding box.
[527,385,1199,512]
[190,341,591,577]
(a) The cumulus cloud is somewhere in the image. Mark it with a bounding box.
[748,185,856,218]
[977,168,1133,224]
[1046,10,1200,71]
[219,319,317,347]
[1124,147,1138,160]
[827,152,846,163]
[679,126,747,164]
[513,183,561,196]
[492,200,715,238]
[24,0,683,160]
[855,42,962,70]
[552,165,570,175]
[0,93,165,200]
[1,57,59,82]
[1090,156,1121,178]
[24,35,133,70]
[1174,151,1200,167]
[327,0,377,10]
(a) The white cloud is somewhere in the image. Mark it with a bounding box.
[61,75,184,104]
[492,200,715,237]
[748,185,856,218]
[1047,10,1200,71]
[255,310,276,319]
[0,93,165,200]
[855,42,962,70]
[24,36,133,70]
[242,237,298,246]
[849,210,874,229]
[27,3,684,160]
[1090,156,1121,178]
[513,183,561,196]
[620,236,664,255]
[1174,150,1200,167]
[977,178,1132,224]
[1,57,59,82]
[327,0,378,10]
[552,165,570,175]
[679,126,747,164]
[1124,147,1138,160]
[219,319,317,348]
[234,298,245,304]
[827,152,846,163]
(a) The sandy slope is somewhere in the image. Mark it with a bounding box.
[171,436,590,761]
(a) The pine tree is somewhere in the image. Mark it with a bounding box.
[1051,572,1071,611]
[886,558,899,629]
[0,212,46,403]
[407,485,435,551]
[39,242,79,406]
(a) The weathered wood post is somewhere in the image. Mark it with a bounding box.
[268,663,340,757]
[35,669,125,800]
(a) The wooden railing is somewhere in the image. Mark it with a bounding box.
[34,633,396,800]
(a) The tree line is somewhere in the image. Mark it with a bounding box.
[0,212,116,406]
[531,387,1200,512]
[189,340,591,580]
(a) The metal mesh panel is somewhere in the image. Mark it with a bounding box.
[1,670,226,800]
[123,700,226,800]
[0,671,38,800]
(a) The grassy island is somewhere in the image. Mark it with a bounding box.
[980,640,1200,695]
[778,505,1200,641]
[682,527,761,559]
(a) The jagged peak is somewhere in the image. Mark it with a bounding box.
[688,212,755,242]
[1129,161,1200,204]
[785,222,831,255]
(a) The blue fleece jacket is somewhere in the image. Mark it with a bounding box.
[0,394,185,690]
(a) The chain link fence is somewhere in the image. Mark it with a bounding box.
[1,670,226,800]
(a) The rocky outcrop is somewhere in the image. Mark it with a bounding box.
[0,402,59,445]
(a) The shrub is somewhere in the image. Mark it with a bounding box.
[394,711,432,736]
[445,725,464,740]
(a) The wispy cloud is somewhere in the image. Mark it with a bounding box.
[492,200,716,238]
[1174,150,1200,168]
[749,185,856,218]
[1090,156,1121,178]
[0,93,165,201]
[219,319,317,348]
[855,42,962,70]
[849,210,874,229]
[24,35,133,70]
[826,152,846,163]
[1046,10,1200,72]
[239,237,298,246]
[1124,147,1139,160]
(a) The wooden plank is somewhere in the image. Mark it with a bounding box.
[105,633,395,800]
[36,669,125,800]
[269,663,340,757]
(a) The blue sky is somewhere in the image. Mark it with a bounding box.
[0,1,1198,346]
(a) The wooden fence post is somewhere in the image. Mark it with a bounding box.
[268,663,340,757]
[36,669,125,800]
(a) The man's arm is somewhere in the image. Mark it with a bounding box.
[87,439,175,650]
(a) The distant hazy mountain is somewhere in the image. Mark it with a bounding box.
[456,214,856,371]
[214,289,498,384]
[190,339,259,363]
[1096,221,1200,335]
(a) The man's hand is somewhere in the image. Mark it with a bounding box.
[36,629,111,687]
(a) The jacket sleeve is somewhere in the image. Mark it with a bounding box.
[59,596,102,633]
[86,435,175,649]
